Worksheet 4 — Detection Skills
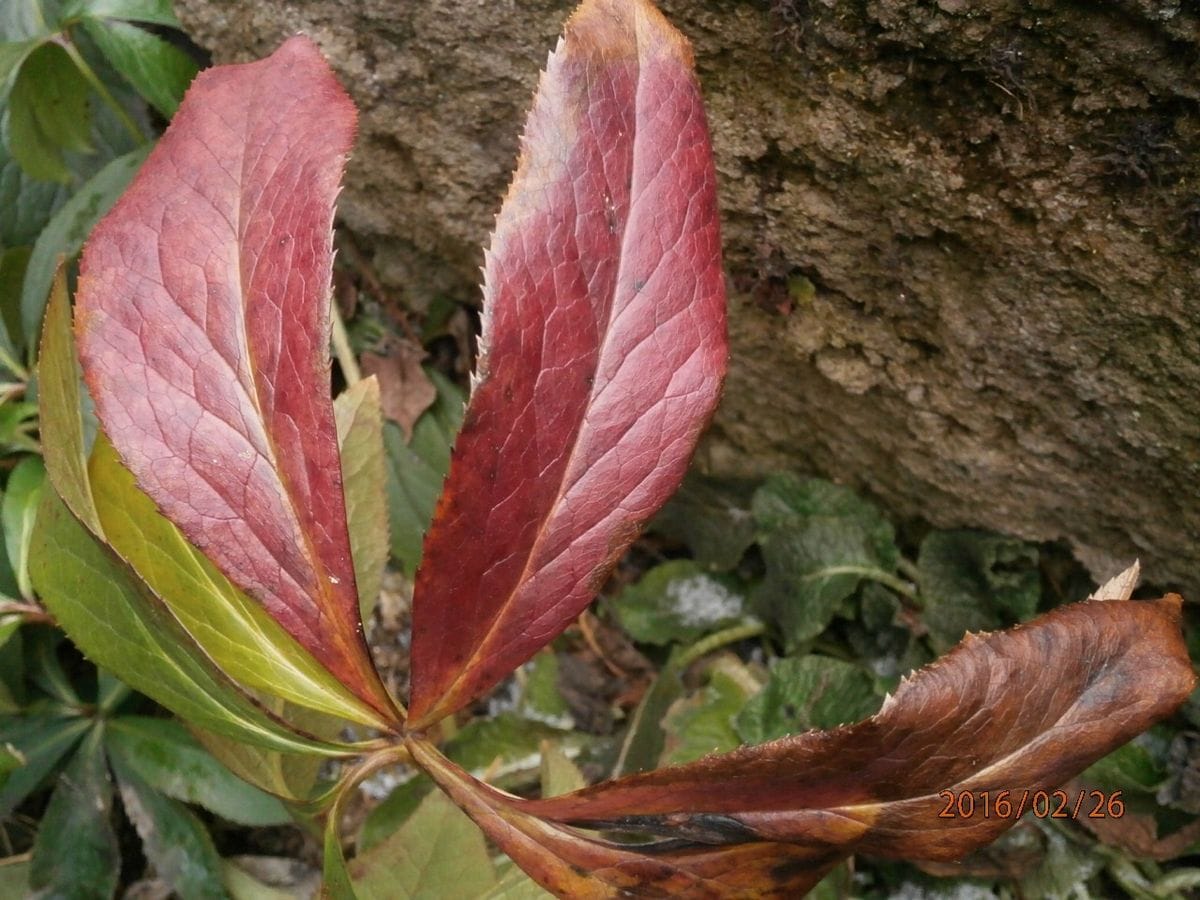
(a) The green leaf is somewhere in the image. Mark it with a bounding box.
[82,19,197,118]
[2,454,44,599]
[808,863,853,900]
[1018,819,1102,900]
[917,529,1040,652]
[518,650,572,728]
[1083,733,1169,795]
[0,855,30,897]
[21,143,149,348]
[735,655,882,745]
[481,864,552,900]
[651,473,757,571]
[0,740,25,790]
[66,0,183,28]
[844,582,932,694]
[38,263,100,532]
[6,42,93,183]
[660,658,756,766]
[191,723,324,806]
[0,399,38,455]
[29,486,349,756]
[612,559,747,646]
[322,797,358,900]
[0,144,70,247]
[356,776,434,854]
[0,39,42,100]
[97,670,129,713]
[445,712,584,779]
[335,377,389,622]
[384,370,463,574]
[0,713,89,816]
[0,620,24,711]
[539,741,585,798]
[29,727,120,900]
[89,433,388,727]
[27,627,82,705]
[0,246,32,368]
[110,750,229,900]
[612,654,684,777]
[106,717,292,826]
[220,858,309,900]
[350,789,496,899]
[752,474,899,651]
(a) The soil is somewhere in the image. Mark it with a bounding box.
[174,0,1200,594]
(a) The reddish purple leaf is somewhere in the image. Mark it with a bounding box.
[520,597,1195,867]
[75,37,396,722]
[408,0,727,727]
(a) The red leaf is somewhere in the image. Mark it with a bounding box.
[520,597,1195,864]
[75,37,396,722]
[408,0,727,726]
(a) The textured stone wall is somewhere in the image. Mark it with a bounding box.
[175,0,1200,592]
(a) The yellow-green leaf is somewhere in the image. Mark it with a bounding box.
[37,264,98,532]
[2,455,44,599]
[191,701,332,806]
[539,741,585,798]
[30,486,346,757]
[88,432,388,728]
[335,377,389,623]
[351,789,497,899]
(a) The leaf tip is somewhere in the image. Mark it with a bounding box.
[1090,559,1141,601]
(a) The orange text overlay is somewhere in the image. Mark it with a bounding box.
[937,789,1124,820]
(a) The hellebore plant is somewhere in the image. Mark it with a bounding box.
[29,0,1194,896]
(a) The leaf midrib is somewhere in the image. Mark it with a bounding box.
[429,8,649,717]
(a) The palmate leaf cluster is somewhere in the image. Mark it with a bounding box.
[1,0,1198,897]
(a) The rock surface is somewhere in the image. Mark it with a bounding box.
[175,0,1200,592]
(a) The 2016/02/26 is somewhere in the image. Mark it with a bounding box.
[937,788,1125,820]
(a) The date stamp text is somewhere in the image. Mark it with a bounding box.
[937,789,1124,820]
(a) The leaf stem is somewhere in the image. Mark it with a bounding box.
[674,619,766,671]
[1105,855,1158,900]
[0,600,56,626]
[896,556,921,584]
[58,35,147,148]
[1153,868,1200,896]
[805,564,920,605]
[0,349,30,381]
[330,299,361,386]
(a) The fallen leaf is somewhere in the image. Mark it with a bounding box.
[360,336,436,440]
[522,597,1194,868]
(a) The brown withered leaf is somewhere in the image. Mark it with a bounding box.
[360,336,437,440]
[1069,778,1200,861]
[408,737,840,899]
[1089,560,1140,601]
[520,597,1194,870]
